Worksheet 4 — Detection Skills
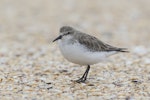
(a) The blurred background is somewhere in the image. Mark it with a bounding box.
[0,0,150,99]
[0,0,150,46]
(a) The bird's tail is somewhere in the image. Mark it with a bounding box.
[118,48,129,52]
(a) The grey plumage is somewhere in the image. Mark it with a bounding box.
[60,26,128,52]
[75,31,128,52]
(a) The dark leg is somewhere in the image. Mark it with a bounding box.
[76,65,90,83]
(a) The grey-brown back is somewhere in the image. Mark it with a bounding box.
[73,30,127,52]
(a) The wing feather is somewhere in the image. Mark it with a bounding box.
[75,32,128,52]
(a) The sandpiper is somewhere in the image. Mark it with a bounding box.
[53,26,128,83]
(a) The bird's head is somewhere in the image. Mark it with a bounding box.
[53,26,75,42]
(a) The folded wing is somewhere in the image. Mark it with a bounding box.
[76,32,128,52]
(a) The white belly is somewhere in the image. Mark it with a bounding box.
[58,41,116,65]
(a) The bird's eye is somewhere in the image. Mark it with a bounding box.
[67,32,70,35]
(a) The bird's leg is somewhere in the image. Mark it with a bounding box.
[76,65,90,83]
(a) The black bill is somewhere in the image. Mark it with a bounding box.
[53,35,62,42]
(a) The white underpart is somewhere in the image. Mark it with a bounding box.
[58,35,117,65]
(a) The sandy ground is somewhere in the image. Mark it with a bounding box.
[0,0,150,100]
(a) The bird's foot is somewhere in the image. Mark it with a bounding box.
[75,77,86,83]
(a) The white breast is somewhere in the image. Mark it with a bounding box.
[58,39,116,65]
